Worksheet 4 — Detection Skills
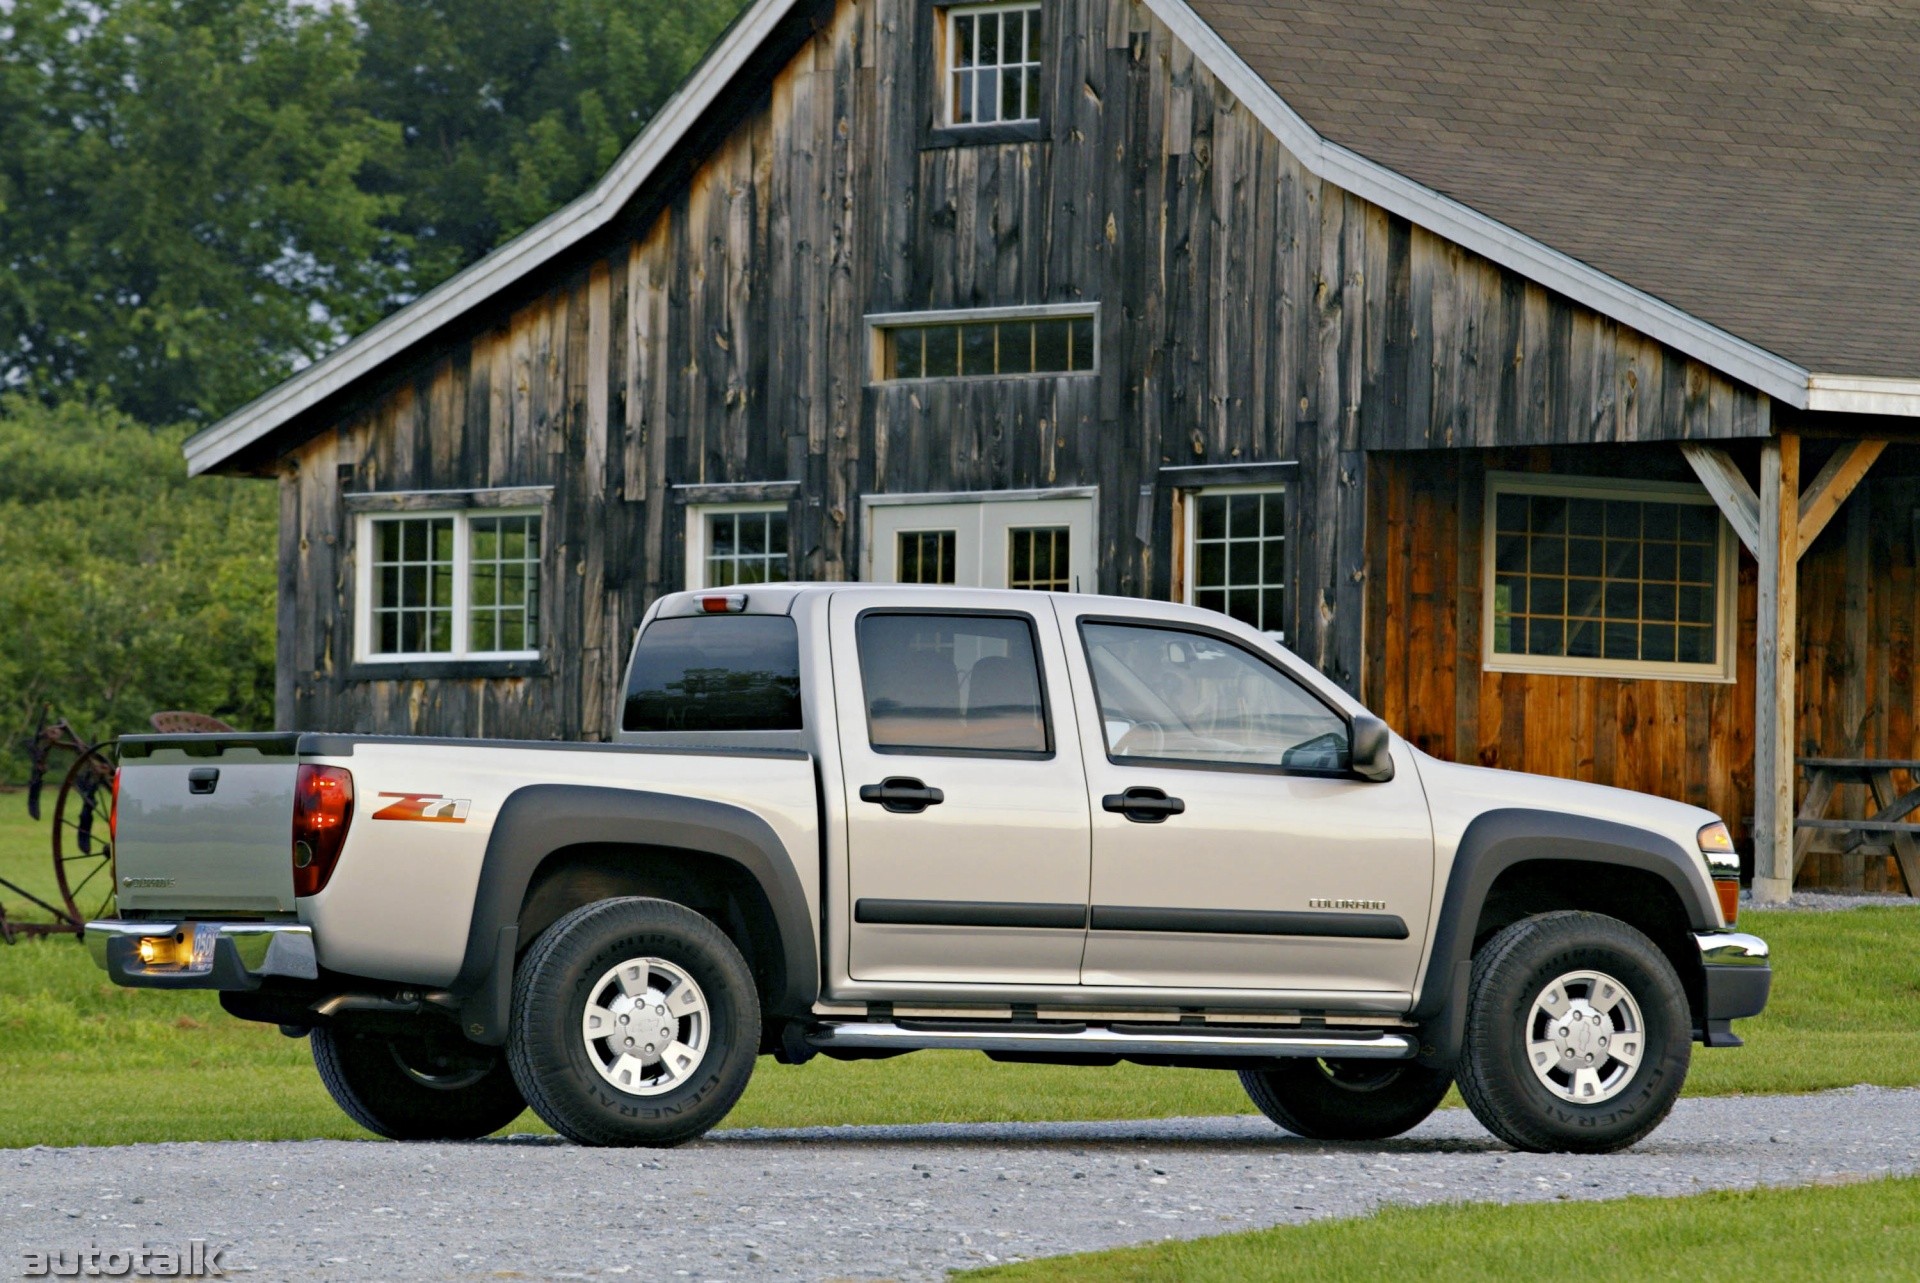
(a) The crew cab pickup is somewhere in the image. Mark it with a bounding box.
[89,586,1769,1152]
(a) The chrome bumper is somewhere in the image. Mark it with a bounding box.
[1693,929,1771,1046]
[85,919,318,990]
[1695,930,1769,967]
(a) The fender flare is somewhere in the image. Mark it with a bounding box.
[1409,808,1717,1066]
[452,784,819,1044]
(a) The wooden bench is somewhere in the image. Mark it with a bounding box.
[1793,757,1920,895]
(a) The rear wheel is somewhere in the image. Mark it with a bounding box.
[507,897,760,1147]
[1457,910,1690,1154]
[1240,1058,1453,1141]
[311,1019,526,1140]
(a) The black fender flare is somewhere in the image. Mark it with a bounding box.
[451,784,819,1044]
[1409,808,1717,1067]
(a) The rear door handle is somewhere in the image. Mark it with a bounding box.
[1102,786,1185,823]
[187,767,220,795]
[859,777,945,814]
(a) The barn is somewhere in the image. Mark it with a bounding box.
[184,0,1920,901]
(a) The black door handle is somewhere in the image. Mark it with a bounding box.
[187,767,220,795]
[1103,786,1185,823]
[859,777,945,814]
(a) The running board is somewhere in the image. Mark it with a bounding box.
[804,1020,1419,1060]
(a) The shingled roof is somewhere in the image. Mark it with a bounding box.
[1187,0,1920,379]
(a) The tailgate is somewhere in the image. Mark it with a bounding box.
[115,733,302,915]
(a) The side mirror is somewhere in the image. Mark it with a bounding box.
[1350,714,1395,782]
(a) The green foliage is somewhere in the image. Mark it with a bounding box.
[354,0,745,276]
[0,0,409,424]
[0,397,276,775]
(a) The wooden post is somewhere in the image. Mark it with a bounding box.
[1753,434,1799,903]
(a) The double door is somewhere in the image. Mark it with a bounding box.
[835,594,1435,997]
[866,493,1096,592]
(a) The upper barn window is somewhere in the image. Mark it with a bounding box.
[1483,474,1735,683]
[944,3,1043,127]
[870,304,1096,382]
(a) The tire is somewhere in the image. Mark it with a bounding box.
[1239,1059,1454,1141]
[1456,910,1691,1154]
[507,896,760,1147]
[311,1018,526,1140]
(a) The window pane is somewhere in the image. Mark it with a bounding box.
[1082,623,1347,771]
[952,69,973,124]
[858,613,1048,753]
[962,321,995,374]
[623,616,803,732]
[1008,526,1070,591]
[1488,487,1719,668]
[1198,494,1227,541]
[954,13,973,65]
[1069,316,1094,370]
[977,67,999,122]
[1033,318,1069,372]
[978,12,998,62]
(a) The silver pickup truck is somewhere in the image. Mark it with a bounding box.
[89,585,1769,1153]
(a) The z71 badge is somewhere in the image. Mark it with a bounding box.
[371,792,471,823]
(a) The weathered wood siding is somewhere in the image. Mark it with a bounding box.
[1367,446,1919,889]
[278,0,1772,741]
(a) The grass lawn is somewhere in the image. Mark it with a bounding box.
[2,787,1917,1146]
[964,1176,1920,1282]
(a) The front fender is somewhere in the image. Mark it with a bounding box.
[1410,808,1718,1063]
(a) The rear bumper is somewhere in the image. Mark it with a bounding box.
[85,919,318,990]
[1695,929,1771,1046]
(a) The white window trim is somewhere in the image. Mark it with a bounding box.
[1480,472,1737,684]
[354,508,543,663]
[866,302,1099,384]
[1180,483,1287,641]
[943,1,1044,129]
[684,501,793,590]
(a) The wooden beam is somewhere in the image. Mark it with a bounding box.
[1679,442,1760,558]
[1753,434,1800,903]
[1796,439,1888,557]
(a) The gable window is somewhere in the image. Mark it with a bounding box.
[1483,473,1734,682]
[871,305,1096,382]
[1182,486,1286,637]
[359,510,542,660]
[686,503,790,588]
[946,3,1042,128]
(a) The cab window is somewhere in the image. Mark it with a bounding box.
[857,612,1049,756]
[1080,621,1348,771]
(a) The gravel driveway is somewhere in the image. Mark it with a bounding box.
[8,1087,1920,1281]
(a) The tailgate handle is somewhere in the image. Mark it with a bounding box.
[187,767,220,795]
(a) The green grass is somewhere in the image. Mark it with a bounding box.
[964,1176,1920,1281]
[3,786,1917,1146]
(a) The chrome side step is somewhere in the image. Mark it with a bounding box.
[805,1020,1419,1061]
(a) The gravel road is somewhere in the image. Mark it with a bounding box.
[8,1086,1920,1281]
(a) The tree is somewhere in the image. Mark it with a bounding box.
[0,396,277,776]
[0,0,408,423]
[354,0,744,276]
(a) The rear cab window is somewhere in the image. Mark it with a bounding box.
[622,615,803,733]
[855,612,1051,757]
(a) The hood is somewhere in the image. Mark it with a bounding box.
[1409,747,1721,869]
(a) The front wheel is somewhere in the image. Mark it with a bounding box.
[1457,910,1691,1154]
[1240,1059,1453,1141]
[507,897,761,1147]
[311,1019,526,1140]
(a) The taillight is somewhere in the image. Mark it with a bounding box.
[109,769,121,843]
[292,765,354,897]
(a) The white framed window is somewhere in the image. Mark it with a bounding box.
[1182,485,1286,638]
[686,503,791,588]
[356,509,542,661]
[944,3,1042,128]
[1482,473,1736,682]
[868,303,1096,383]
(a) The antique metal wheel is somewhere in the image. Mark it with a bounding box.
[51,742,117,927]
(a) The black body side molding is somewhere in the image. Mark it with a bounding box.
[1408,808,1718,1068]
[451,784,819,1044]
